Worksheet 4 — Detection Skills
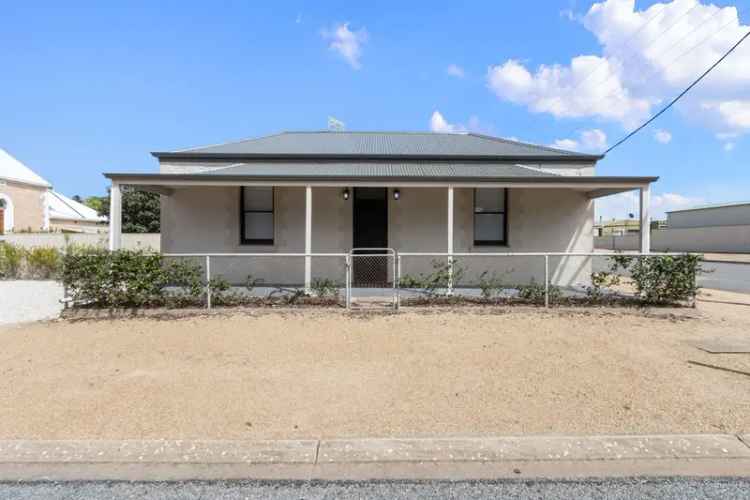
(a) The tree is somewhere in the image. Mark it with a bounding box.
[98,187,160,233]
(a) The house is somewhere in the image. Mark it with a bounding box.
[667,201,750,228]
[104,131,656,289]
[0,148,51,233]
[0,148,106,234]
[48,191,107,234]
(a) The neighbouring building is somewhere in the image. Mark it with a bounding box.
[0,148,51,233]
[0,148,106,234]
[104,131,657,289]
[667,201,750,228]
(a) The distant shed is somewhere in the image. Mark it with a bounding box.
[667,201,750,229]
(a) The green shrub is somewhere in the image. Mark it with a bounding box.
[517,279,561,304]
[0,242,25,279]
[609,254,704,304]
[399,259,465,297]
[25,247,62,279]
[62,249,205,307]
[311,277,339,297]
[478,270,506,300]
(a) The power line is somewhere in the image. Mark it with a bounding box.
[605,28,750,154]
[577,2,732,121]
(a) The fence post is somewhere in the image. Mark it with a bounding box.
[205,255,211,310]
[345,254,351,309]
[544,254,549,308]
[395,252,400,310]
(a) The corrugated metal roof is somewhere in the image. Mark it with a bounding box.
[667,200,750,213]
[193,162,559,178]
[157,131,601,160]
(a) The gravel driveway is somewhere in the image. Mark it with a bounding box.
[0,280,64,325]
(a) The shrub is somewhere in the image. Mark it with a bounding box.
[62,249,205,307]
[311,277,339,297]
[0,242,25,279]
[609,254,704,304]
[399,259,465,297]
[517,279,561,304]
[478,270,506,300]
[25,247,62,279]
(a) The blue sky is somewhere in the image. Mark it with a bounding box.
[1,0,748,219]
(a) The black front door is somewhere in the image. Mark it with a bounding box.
[352,188,388,286]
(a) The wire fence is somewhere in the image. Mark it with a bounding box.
[157,251,694,310]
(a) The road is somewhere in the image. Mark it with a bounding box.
[1,478,749,499]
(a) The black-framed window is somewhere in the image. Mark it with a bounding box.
[473,188,508,246]
[240,187,274,245]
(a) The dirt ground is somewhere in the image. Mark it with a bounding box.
[1,289,749,440]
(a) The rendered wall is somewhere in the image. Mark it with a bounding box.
[161,186,593,288]
[0,181,46,232]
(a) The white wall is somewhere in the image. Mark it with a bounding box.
[595,225,750,253]
[0,232,160,250]
[161,186,593,287]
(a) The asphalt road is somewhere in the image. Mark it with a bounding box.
[1,478,749,499]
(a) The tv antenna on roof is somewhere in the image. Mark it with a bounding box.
[328,116,345,131]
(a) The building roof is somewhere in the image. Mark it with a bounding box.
[153,131,603,162]
[667,200,750,213]
[189,162,559,179]
[0,148,52,188]
[48,191,106,223]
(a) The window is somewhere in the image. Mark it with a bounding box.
[473,188,507,246]
[240,187,274,245]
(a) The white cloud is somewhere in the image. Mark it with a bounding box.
[429,111,493,134]
[596,190,703,220]
[654,129,672,144]
[322,23,368,69]
[551,128,607,152]
[446,64,465,78]
[724,141,736,151]
[487,1,750,136]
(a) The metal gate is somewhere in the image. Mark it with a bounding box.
[347,248,397,309]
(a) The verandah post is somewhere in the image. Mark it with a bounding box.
[639,184,651,254]
[544,254,549,308]
[108,181,122,251]
[447,185,454,295]
[305,185,312,293]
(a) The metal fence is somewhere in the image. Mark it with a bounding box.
[159,251,692,310]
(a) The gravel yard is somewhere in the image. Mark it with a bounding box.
[0,291,748,440]
[0,280,64,325]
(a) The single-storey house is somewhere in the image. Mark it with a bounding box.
[105,131,656,289]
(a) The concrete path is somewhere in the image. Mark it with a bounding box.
[1,434,749,481]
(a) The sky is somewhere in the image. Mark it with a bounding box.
[1,0,749,220]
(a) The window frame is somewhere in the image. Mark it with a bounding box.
[473,188,508,246]
[240,187,275,245]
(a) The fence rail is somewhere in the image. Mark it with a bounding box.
[154,251,693,310]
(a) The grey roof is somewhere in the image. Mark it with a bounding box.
[191,162,558,179]
[153,131,602,161]
[667,200,750,213]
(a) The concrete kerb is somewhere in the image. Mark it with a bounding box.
[1,435,749,481]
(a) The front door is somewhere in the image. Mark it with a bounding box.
[352,187,388,286]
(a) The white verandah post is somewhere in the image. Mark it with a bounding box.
[639,184,651,254]
[447,185,454,294]
[305,185,312,292]
[108,181,122,251]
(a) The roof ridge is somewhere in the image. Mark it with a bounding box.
[467,133,602,158]
[171,131,288,153]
